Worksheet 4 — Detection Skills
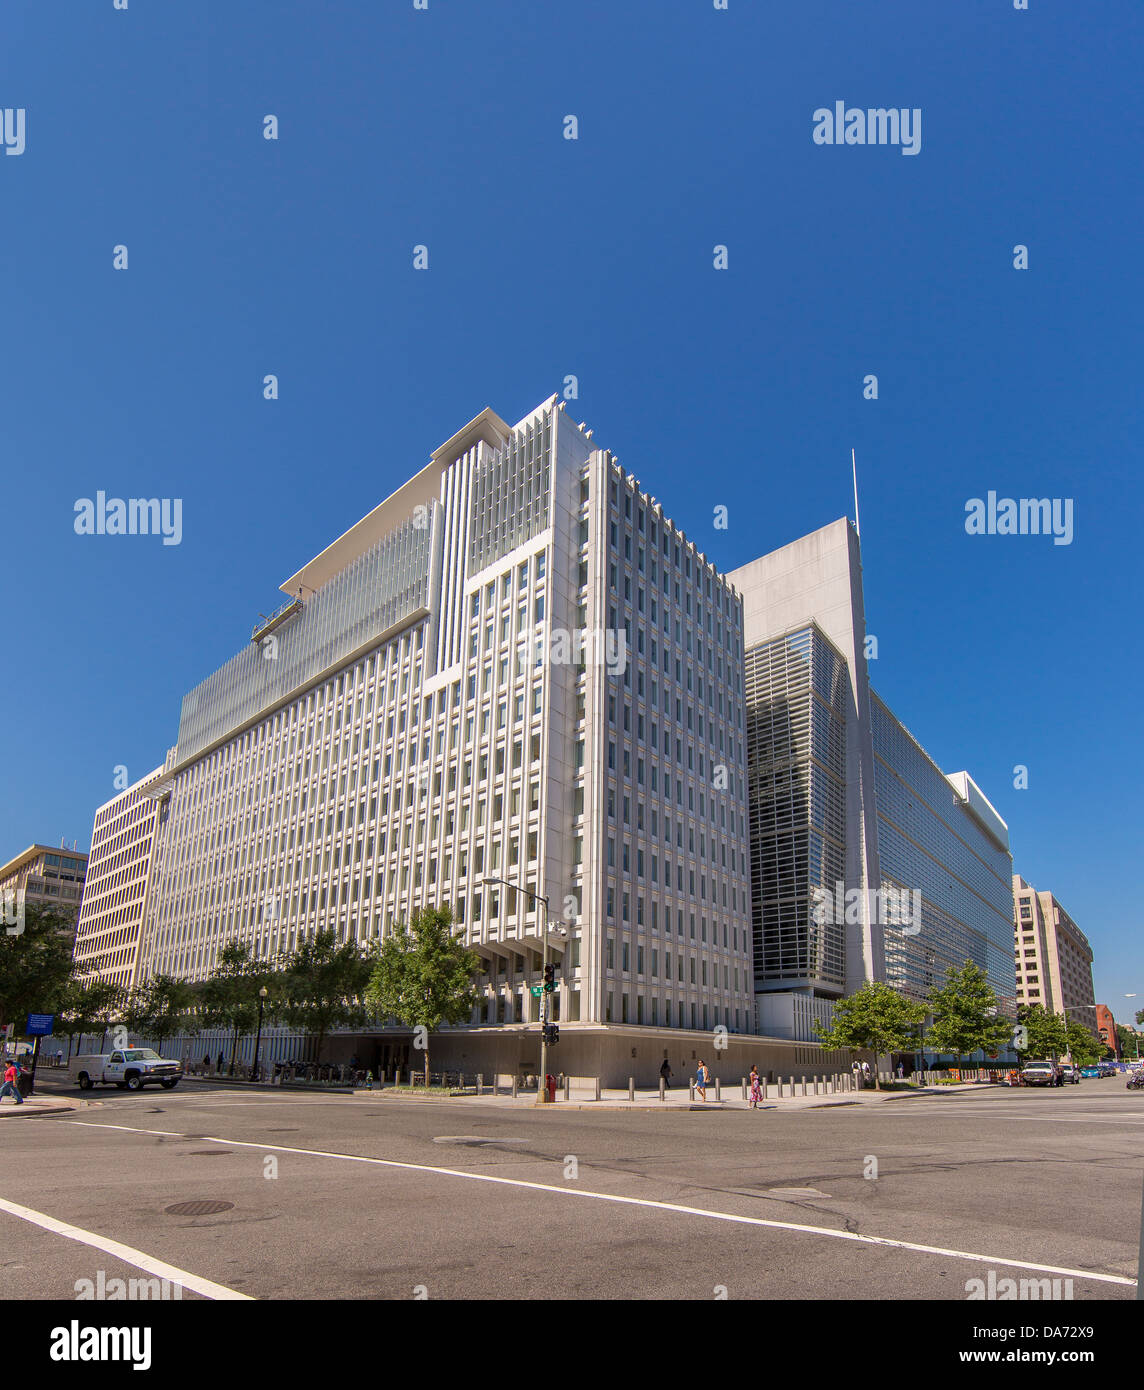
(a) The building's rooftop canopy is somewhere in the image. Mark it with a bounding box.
[279,406,512,598]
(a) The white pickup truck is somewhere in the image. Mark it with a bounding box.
[70,1049,182,1091]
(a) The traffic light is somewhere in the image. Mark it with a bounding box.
[543,963,555,993]
[543,1023,559,1047]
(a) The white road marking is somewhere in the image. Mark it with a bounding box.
[877,1109,1144,1125]
[66,1122,1136,1289]
[0,1196,253,1301]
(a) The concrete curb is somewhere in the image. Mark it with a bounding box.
[0,1100,91,1119]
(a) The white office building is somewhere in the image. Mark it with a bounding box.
[72,757,174,992]
[131,396,761,1081]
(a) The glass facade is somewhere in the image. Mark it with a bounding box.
[744,626,849,993]
[871,694,1016,1012]
[176,512,435,765]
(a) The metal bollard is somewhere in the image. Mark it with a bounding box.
[660,1077,666,1102]
[741,1077,748,1101]
[477,1072,483,1095]
[628,1077,635,1102]
[689,1080,695,1101]
[715,1078,721,1102]
[594,1076,601,1102]
[801,1077,807,1098]
[512,1074,518,1099]
[564,1075,570,1101]
[761,1078,768,1101]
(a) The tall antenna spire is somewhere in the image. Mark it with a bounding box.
[851,447,861,540]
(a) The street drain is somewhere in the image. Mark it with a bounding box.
[164,1200,234,1216]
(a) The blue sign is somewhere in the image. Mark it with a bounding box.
[26,1014,54,1036]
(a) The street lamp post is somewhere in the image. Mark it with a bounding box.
[485,876,555,1104]
[251,986,269,1083]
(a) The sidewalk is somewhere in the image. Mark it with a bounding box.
[0,1095,92,1119]
[363,1081,997,1111]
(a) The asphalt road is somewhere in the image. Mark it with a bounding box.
[4,1078,1141,1301]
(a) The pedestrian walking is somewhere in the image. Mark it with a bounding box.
[696,1059,709,1102]
[0,1059,24,1105]
[749,1065,763,1109]
[217,1051,225,1074]
[660,1058,673,1090]
[862,1060,872,1089]
[896,1061,904,1080]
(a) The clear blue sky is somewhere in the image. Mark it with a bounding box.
[3,1,1140,1020]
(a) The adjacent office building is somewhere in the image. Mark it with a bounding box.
[0,843,89,928]
[130,396,759,1080]
[72,758,175,992]
[1012,875,1097,1035]
[729,519,1016,1040]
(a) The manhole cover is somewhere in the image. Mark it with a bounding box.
[164,1200,234,1216]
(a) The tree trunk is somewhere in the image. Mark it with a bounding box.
[229,1026,239,1076]
[424,1045,430,1088]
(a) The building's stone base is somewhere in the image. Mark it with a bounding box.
[326,1022,860,1088]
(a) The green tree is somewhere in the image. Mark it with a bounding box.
[1015,1003,1068,1062]
[57,977,124,1060]
[1117,1025,1141,1062]
[1066,1021,1103,1068]
[194,942,272,1074]
[122,975,196,1056]
[365,907,481,1085]
[813,981,925,1090]
[280,930,371,1064]
[0,904,77,1034]
[926,961,1013,1068]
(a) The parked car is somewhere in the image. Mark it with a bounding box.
[1097,1061,1118,1077]
[1058,1064,1081,1084]
[1021,1061,1063,1087]
[1080,1065,1100,1078]
[69,1049,182,1091]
